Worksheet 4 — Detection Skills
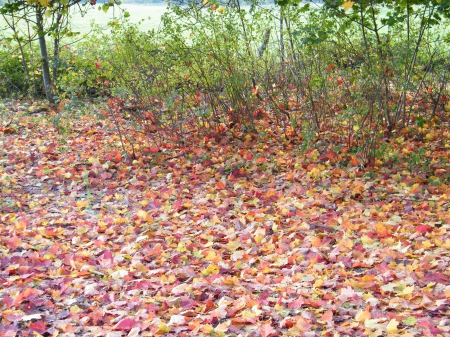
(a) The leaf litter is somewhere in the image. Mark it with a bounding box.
[0,101,450,336]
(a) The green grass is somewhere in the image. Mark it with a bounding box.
[0,3,167,38]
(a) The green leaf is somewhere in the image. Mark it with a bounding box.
[402,316,417,326]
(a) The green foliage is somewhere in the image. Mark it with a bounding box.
[0,43,42,97]
[2,0,450,164]
[57,40,114,98]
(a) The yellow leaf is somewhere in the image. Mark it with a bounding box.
[423,282,436,290]
[421,240,432,248]
[205,250,217,261]
[342,0,355,10]
[400,286,415,296]
[200,324,214,333]
[254,234,264,244]
[227,240,240,251]
[76,200,88,209]
[177,242,186,253]
[201,264,220,276]
[157,323,171,333]
[274,303,285,311]
[314,278,324,288]
[361,235,372,245]
[386,318,399,334]
[136,210,147,219]
[241,310,257,318]
[70,305,82,314]
[355,309,371,322]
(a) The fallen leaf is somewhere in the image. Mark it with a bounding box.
[386,318,399,334]
[260,323,275,337]
[113,318,136,330]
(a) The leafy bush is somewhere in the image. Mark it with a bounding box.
[0,43,42,97]
[57,39,114,99]
[2,0,449,164]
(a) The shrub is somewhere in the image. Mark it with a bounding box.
[0,43,42,97]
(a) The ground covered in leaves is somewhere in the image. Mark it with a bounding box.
[1,100,450,337]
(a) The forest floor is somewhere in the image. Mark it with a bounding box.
[1,99,450,337]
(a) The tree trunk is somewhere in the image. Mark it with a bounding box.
[36,7,55,103]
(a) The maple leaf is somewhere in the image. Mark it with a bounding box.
[386,318,399,334]
[113,317,137,330]
[29,321,46,334]
[342,1,355,11]
[355,308,371,322]
[260,323,276,337]
[201,264,220,276]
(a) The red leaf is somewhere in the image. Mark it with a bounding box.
[113,317,137,330]
[149,146,160,154]
[421,272,450,285]
[29,321,46,334]
[416,225,433,234]
[288,296,305,309]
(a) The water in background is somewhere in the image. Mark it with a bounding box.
[70,4,168,34]
[0,4,168,38]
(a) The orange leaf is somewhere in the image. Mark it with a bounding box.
[342,1,355,11]
[340,237,354,249]
[285,171,296,181]
[217,181,226,190]
[310,236,321,247]
[325,150,339,162]
[355,308,371,322]
[266,189,277,198]
[375,223,389,238]
[256,157,266,163]
[113,153,122,163]
[350,155,359,166]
